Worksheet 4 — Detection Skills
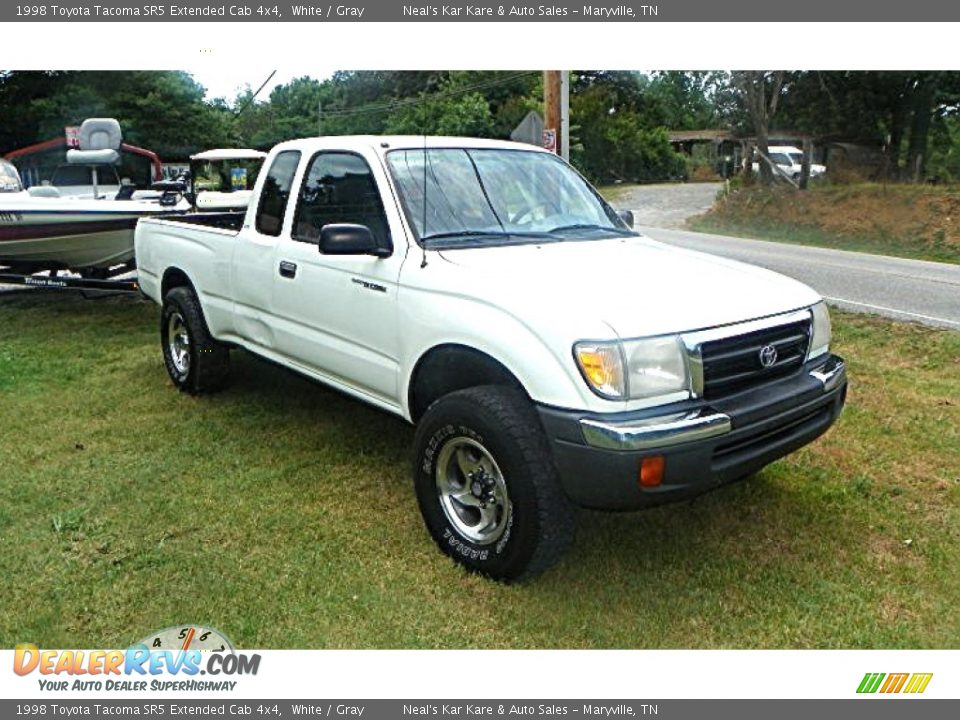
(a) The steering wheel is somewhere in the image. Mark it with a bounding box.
[510,203,551,225]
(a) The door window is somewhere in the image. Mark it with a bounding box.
[293,152,391,251]
[255,150,301,236]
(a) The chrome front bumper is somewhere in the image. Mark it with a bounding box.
[808,354,846,393]
[579,355,846,452]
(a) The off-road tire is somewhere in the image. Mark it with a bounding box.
[160,286,230,394]
[413,385,576,582]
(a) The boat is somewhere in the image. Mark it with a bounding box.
[0,119,183,277]
[189,148,266,212]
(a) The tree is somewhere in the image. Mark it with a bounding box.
[732,71,787,185]
[645,71,729,130]
[0,71,72,153]
[0,71,238,159]
[570,78,685,184]
[385,91,495,137]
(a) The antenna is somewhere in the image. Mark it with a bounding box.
[420,131,428,268]
[233,70,277,117]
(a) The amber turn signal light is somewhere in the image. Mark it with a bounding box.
[639,456,665,488]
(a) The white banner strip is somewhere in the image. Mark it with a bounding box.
[1,649,957,700]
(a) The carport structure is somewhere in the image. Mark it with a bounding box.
[668,129,742,179]
[668,129,822,178]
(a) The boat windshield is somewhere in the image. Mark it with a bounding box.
[0,160,22,193]
[386,148,633,248]
[192,157,264,193]
[51,164,121,187]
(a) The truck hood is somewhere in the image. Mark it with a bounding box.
[436,235,821,340]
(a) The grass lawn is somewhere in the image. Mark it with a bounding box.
[687,183,960,265]
[596,184,634,203]
[1,292,958,649]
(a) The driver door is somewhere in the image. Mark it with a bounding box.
[270,150,405,408]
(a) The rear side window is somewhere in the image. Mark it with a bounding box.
[293,152,391,250]
[255,150,301,236]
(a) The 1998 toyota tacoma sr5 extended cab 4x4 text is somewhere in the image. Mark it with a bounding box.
[135,136,847,581]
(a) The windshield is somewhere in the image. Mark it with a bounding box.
[770,153,792,166]
[0,160,22,192]
[386,148,631,248]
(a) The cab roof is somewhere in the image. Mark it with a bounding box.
[270,135,548,156]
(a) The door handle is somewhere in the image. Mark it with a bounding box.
[278,261,297,279]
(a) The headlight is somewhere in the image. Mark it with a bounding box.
[808,301,832,360]
[622,336,688,399]
[573,342,625,399]
[574,336,688,401]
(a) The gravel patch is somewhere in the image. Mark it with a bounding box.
[609,182,722,229]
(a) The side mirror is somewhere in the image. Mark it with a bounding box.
[318,224,390,257]
[617,209,634,229]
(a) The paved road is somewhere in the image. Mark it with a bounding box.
[637,226,960,331]
[607,182,960,331]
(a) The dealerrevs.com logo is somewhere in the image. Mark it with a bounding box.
[857,672,933,694]
[13,626,261,692]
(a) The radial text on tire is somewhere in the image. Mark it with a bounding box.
[412,385,576,581]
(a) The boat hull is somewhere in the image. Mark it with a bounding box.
[0,199,178,271]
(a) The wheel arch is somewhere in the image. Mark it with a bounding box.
[406,344,527,423]
[160,266,198,299]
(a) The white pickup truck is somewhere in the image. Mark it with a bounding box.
[752,145,827,181]
[135,136,847,581]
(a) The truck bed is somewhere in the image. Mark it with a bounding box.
[162,211,246,232]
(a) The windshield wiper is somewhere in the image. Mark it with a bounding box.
[421,230,510,242]
[547,223,638,236]
[421,229,560,246]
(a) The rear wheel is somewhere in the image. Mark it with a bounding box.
[413,385,576,582]
[160,286,230,394]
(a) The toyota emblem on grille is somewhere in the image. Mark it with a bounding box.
[758,344,778,368]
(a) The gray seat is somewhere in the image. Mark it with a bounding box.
[66,118,122,166]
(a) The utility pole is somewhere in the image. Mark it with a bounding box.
[543,70,562,156]
[318,101,323,137]
[560,71,570,162]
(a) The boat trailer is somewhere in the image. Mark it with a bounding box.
[0,263,139,294]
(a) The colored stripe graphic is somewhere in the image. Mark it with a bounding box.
[857,673,885,693]
[904,673,933,694]
[857,672,932,694]
[880,673,909,693]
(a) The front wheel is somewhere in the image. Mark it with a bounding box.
[412,385,576,582]
[160,286,230,394]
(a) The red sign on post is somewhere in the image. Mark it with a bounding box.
[65,126,81,148]
[542,129,557,153]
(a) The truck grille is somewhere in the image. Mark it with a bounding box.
[700,318,811,398]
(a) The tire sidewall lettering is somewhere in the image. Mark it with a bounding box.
[442,528,489,561]
[422,424,484,475]
[423,424,513,560]
[495,507,514,555]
